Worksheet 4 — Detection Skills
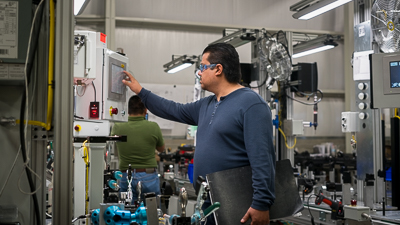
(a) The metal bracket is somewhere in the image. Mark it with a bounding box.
[319,211,327,222]
[32,127,53,141]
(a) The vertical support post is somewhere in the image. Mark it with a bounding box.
[53,0,74,223]
[391,117,400,207]
[344,2,355,154]
[105,0,116,50]
[283,31,294,166]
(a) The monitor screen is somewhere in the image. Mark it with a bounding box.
[108,55,127,102]
[389,61,400,88]
[111,64,125,94]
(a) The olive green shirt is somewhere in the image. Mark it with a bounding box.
[111,116,164,171]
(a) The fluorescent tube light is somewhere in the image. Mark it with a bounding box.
[166,63,193,73]
[292,0,353,20]
[293,45,335,58]
[163,55,198,73]
[292,34,339,58]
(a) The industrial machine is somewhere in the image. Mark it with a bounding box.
[72,176,220,225]
[286,1,400,224]
[72,30,131,224]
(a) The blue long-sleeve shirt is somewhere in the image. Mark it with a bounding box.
[138,87,275,210]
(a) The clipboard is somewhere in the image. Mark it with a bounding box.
[206,159,304,224]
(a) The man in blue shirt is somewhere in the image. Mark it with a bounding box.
[122,43,275,225]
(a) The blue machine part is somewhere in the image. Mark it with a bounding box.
[272,115,279,129]
[91,208,100,225]
[100,202,148,225]
[104,205,121,225]
[114,210,132,220]
[167,214,180,224]
[131,202,148,225]
[386,167,392,181]
[108,180,119,190]
[114,171,123,180]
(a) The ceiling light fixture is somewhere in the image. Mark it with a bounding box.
[163,55,199,74]
[292,34,339,58]
[209,28,258,48]
[291,0,353,20]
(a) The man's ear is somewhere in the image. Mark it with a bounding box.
[215,64,223,76]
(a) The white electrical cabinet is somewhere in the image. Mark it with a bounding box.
[73,31,107,84]
[74,30,129,122]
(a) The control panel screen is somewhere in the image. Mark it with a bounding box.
[389,61,400,88]
[111,64,125,94]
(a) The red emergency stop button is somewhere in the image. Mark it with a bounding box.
[74,125,81,132]
[109,107,118,115]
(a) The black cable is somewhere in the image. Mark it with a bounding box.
[248,72,269,88]
[286,89,323,105]
[272,30,292,65]
[290,85,314,97]
[92,81,96,102]
[307,194,317,225]
[19,1,45,225]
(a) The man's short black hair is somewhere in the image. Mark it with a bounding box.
[202,43,241,83]
[128,95,145,115]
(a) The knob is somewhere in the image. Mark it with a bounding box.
[358,83,368,90]
[109,107,118,115]
[358,103,367,110]
[359,112,368,120]
[121,110,126,116]
[358,93,368,100]
[74,125,81,131]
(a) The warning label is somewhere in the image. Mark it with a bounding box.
[0,1,18,59]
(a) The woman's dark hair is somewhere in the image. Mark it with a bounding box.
[128,95,145,115]
[202,43,241,83]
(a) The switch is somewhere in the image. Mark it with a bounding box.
[74,125,81,132]
[109,107,118,116]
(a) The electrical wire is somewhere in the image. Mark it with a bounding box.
[272,30,292,65]
[92,81,97,102]
[15,119,47,129]
[0,146,21,199]
[18,161,42,195]
[307,194,317,225]
[286,89,323,105]
[249,72,269,88]
[45,0,55,131]
[352,134,357,144]
[278,127,297,149]
[19,0,46,224]
[76,85,87,97]
[395,108,400,119]
[82,140,90,215]
[290,85,314,97]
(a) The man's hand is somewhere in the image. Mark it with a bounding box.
[122,71,142,94]
[241,207,270,225]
